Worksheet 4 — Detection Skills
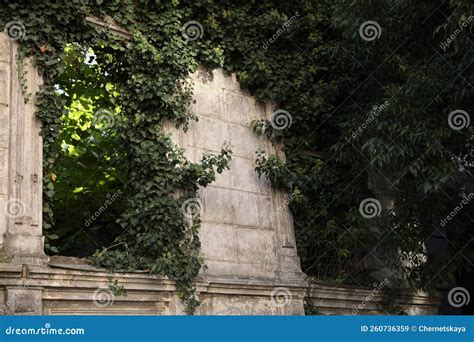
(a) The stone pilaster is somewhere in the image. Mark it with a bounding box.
[0,32,46,264]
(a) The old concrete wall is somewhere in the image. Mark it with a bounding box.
[0,261,439,315]
[0,255,304,315]
[0,30,306,314]
[166,68,303,285]
[0,32,439,316]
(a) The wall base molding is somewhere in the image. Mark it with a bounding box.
[0,261,439,315]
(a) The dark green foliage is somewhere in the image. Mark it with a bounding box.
[1,0,472,312]
[183,0,473,289]
[0,0,231,313]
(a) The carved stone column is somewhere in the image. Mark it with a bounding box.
[0,32,46,264]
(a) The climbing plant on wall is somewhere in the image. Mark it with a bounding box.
[0,0,231,313]
[181,0,473,291]
[1,0,473,312]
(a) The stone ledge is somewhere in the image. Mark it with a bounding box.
[0,263,306,315]
[0,263,440,315]
[0,263,305,294]
[309,281,441,315]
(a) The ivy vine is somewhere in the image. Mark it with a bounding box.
[1,0,231,313]
[2,0,472,313]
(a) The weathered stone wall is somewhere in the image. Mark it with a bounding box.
[0,32,439,316]
[0,261,439,315]
[0,32,45,264]
[0,33,9,248]
[0,32,306,315]
[164,68,307,314]
[166,68,304,284]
